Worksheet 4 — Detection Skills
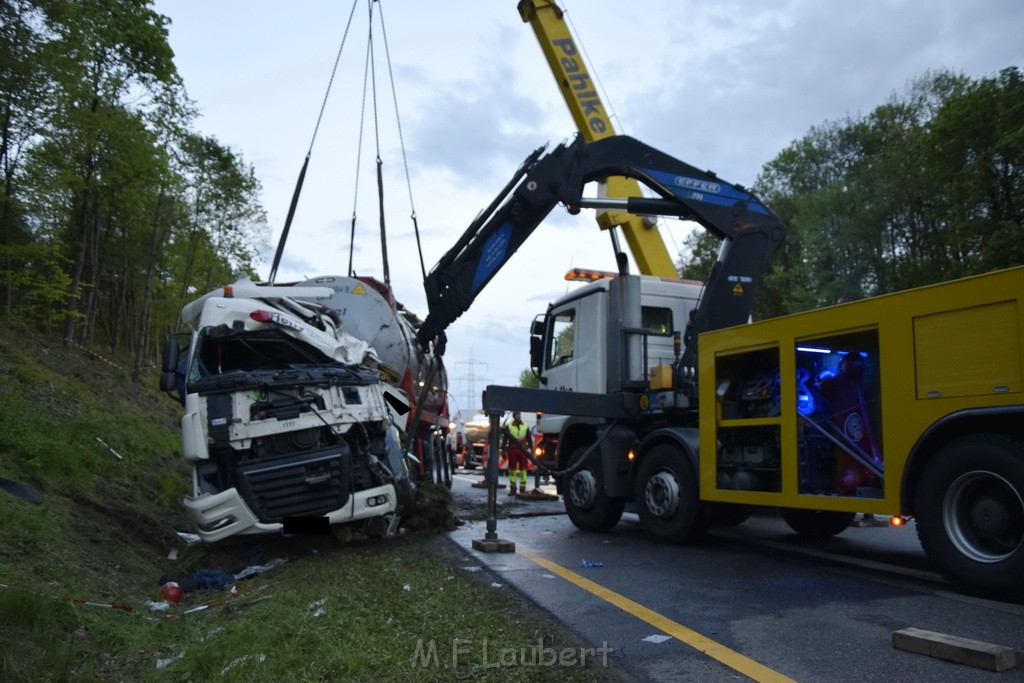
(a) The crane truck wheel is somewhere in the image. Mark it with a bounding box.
[634,445,706,543]
[914,434,1024,599]
[563,446,625,532]
[780,508,855,537]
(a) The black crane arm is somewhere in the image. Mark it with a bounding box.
[417,134,784,357]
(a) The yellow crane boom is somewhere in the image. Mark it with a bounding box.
[518,0,677,277]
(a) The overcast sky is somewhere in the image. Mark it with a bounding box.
[153,0,1023,414]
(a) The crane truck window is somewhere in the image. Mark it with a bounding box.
[549,311,575,367]
[641,306,673,336]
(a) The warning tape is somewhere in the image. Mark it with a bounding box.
[72,341,124,370]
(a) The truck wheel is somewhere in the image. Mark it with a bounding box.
[635,445,706,543]
[563,446,624,532]
[780,508,855,537]
[439,437,453,489]
[430,437,452,489]
[424,446,437,484]
[915,434,1024,598]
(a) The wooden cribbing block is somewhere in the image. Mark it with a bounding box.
[472,538,515,553]
[892,627,1018,672]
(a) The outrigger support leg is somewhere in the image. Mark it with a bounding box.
[472,412,515,553]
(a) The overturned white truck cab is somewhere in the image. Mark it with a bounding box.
[159,280,409,542]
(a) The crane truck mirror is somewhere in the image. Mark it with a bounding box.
[529,335,544,373]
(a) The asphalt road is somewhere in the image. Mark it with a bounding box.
[445,470,1024,683]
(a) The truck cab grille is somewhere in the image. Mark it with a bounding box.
[235,447,353,523]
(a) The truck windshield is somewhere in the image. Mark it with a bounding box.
[191,329,334,379]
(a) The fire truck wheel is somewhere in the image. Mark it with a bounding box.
[635,445,706,543]
[780,508,855,537]
[915,434,1024,599]
[563,446,624,532]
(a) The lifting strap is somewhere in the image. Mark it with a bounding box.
[376,0,426,281]
[347,0,426,284]
[269,0,360,283]
[269,0,427,289]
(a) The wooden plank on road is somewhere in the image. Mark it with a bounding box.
[892,627,1018,672]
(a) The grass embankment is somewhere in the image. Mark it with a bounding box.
[0,325,619,681]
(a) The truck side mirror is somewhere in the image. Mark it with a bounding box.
[159,371,177,393]
[529,316,549,383]
[529,335,543,373]
[159,337,185,403]
[161,337,180,373]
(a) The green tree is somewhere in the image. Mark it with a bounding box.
[171,133,267,310]
[518,368,540,389]
[927,67,1024,274]
[28,0,180,348]
[0,0,269,381]
[744,68,1024,318]
[0,0,60,316]
[676,228,718,283]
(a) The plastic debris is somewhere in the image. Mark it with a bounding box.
[491,582,503,588]
[580,560,605,568]
[145,600,172,612]
[156,653,184,669]
[176,532,202,544]
[166,548,178,561]
[306,598,327,618]
[221,653,266,675]
[183,603,214,615]
[233,557,286,581]
[95,436,124,461]
[643,634,672,644]
[202,627,225,641]
[402,584,411,592]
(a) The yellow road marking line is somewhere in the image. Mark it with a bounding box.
[517,547,795,683]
